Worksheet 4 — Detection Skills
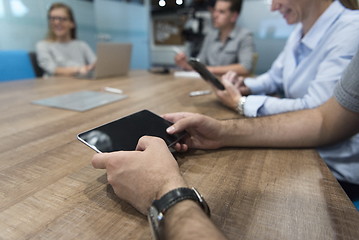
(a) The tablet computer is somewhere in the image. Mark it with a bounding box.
[188,58,225,90]
[77,110,186,153]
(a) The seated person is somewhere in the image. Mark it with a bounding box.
[36,2,96,77]
[214,0,359,117]
[175,0,255,76]
[211,1,359,191]
[90,46,359,239]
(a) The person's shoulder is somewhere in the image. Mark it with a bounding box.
[70,39,87,45]
[337,8,359,25]
[205,28,219,37]
[36,40,53,49]
[236,26,253,36]
[331,10,359,37]
[68,40,91,48]
[232,26,254,39]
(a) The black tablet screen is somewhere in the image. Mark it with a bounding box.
[78,110,186,152]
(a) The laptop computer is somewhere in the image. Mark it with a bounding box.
[78,42,132,79]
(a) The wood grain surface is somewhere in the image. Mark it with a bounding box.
[0,71,358,240]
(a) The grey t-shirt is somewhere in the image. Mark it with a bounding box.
[196,26,255,71]
[323,47,359,184]
[334,47,359,113]
[36,40,97,75]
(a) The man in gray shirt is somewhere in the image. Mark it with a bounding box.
[175,0,255,76]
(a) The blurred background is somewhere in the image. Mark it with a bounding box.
[0,0,296,74]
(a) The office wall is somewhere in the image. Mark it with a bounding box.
[0,0,150,69]
[94,0,150,69]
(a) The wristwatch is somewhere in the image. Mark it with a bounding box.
[147,187,210,240]
[236,96,247,115]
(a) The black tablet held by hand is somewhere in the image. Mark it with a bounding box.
[188,58,225,90]
[77,110,186,153]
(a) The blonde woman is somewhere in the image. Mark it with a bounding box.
[36,3,96,77]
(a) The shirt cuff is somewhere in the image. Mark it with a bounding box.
[244,78,266,94]
[244,95,267,117]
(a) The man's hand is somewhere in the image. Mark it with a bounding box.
[214,78,243,111]
[91,136,187,215]
[163,112,225,152]
[222,71,251,95]
[175,52,192,70]
[86,63,96,71]
[76,64,95,76]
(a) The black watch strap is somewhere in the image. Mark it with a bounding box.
[153,187,210,217]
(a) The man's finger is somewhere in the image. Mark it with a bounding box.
[167,116,195,135]
[92,153,109,169]
[135,136,158,151]
[162,112,192,123]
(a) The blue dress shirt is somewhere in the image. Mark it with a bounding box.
[244,1,359,184]
[244,1,359,117]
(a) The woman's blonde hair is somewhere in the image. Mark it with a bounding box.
[339,0,359,9]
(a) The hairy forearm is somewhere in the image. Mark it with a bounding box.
[163,200,227,240]
[54,66,79,76]
[208,64,250,76]
[221,110,323,148]
[220,98,359,148]
[175,59,193,71]
[317,97,359,145]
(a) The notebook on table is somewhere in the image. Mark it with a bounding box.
[32,90,127,111]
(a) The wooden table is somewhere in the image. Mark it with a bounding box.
[0,71,358,239]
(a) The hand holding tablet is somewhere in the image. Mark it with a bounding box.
[187,58,225,90]
[77,110,187,153]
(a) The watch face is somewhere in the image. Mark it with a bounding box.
[192,188,211,217]
[148,206,160,240]
[147,187,211,240]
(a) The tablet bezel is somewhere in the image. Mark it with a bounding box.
[188,58,225,90]
[77,110,187,153]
